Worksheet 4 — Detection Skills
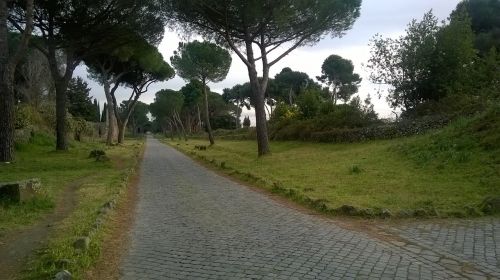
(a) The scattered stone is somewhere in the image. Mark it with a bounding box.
[73,236,90,251]
[54,270,72,280]
[358,208,375,217]
[480,196,500,214]
[103,201,115,209]
[397,209,414,218]
[0,178,42,203]
[94,217,104,229]
[380,208,392,219]
[336,205,359,216]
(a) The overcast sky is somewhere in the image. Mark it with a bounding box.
[75,0,460,120]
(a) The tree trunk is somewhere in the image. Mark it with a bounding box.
[48,50,77,151]
[55,80,68,150]
[245,41,270,156]
[117,119,127,144]
[0,79,14,162]
[196,105,202,132]
[174,111,187,141]
[0,0,33,161]
[202,80,215,145]
[103,82,117,145]
[113,91,140,145]
[248,71,270,156]
[0,0,13,162]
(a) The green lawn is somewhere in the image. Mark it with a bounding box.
[165,121,499,217]
[0,133,144,279]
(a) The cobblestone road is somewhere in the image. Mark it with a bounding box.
[120,137,500,279]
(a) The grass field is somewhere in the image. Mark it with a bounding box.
[0,133,144,279]
[166,110,500,218]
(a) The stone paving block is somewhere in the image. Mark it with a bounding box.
[120,138,497,279]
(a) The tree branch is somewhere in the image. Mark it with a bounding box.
[8,0,34,71]
[269,37,307,67]
[225,32,251,68]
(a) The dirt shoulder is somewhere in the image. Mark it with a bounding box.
[84,147,143,280]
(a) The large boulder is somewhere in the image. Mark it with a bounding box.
[0,178,42,203]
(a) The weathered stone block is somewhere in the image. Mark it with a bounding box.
[73,236,90,251]
[0,178,42,202]
[54,270,72,280]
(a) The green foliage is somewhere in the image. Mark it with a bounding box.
[349,164,362,174]
[170,40,232,84]
[430,12,476,98]
[368,10,483,114]
[166,0,362,155]
[14,105,33,130]
[123,101,150,133]
[69,117,93,142]
[393,107,500,195]
[179,80,203,109]
[150,89,184,122]
[453,0,500,54]
[223,83,252,109]
[168,128,500,217]
[67,77,96,122]
[296,89,321,119]
[207,92,237,125]
[165,0,362,51]
[368,11,440,110]
[309,117,448,143]
[273,67,319,104]
[1,135,144,279]
[117,41,175,90]
[472,47,500,98]
[270,96,380,141]
[271,103,301,124]
[317,54,362,104]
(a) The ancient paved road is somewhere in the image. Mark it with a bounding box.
[120,137,500,279]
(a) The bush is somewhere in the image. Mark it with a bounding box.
[211,127,257,140]
[270,103,300,123]
[270,104,383,141]
[310,116,449,143]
